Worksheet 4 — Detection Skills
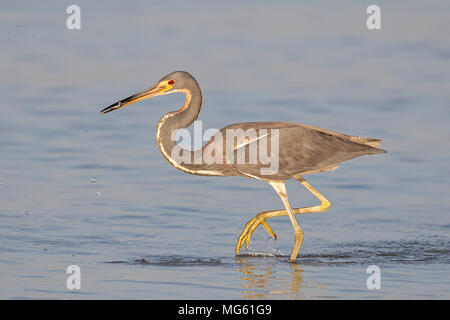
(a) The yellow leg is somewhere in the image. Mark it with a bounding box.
[269,181,303,262]
[235,176,331,258]
[235,213,278,256]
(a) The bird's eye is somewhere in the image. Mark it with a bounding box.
[168,80,175,85]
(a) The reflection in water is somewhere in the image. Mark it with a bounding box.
[101,239,449,299]
[289,263,304,295]
[236,257,276,299]
[236,256,325,299]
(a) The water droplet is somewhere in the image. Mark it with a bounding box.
[25,211,32,216]
[90,178,96,183]
[96,192,101,198]
[0,182,4,188]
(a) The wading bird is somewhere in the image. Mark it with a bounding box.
[101,71,386,262]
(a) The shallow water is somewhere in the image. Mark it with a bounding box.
[0,1,449,299]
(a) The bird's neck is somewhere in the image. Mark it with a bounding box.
[156,86,202,172]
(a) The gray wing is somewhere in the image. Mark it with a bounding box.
[202,122,386,180]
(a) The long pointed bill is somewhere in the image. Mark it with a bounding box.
[100,82,169,114]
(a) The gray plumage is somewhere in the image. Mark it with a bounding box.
[148,71,386,181]
[101,70,387,262]
[201,121,386,181]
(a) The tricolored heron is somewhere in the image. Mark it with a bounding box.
[101,71,386,262]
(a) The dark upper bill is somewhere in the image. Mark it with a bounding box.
[100,83,169,114]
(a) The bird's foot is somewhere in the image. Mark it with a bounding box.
[235,216,277,255]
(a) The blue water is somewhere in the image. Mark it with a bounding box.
[0,0,449,299]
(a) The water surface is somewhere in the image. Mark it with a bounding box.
[0,0,449,299]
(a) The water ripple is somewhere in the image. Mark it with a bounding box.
[107,255,226,267]
[105,238,449,267]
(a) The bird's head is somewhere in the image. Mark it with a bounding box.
[100,71,198,114]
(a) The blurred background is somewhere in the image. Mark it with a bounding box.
[0,0,449,299]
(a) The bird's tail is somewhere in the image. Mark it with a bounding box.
[349,136,384,149]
